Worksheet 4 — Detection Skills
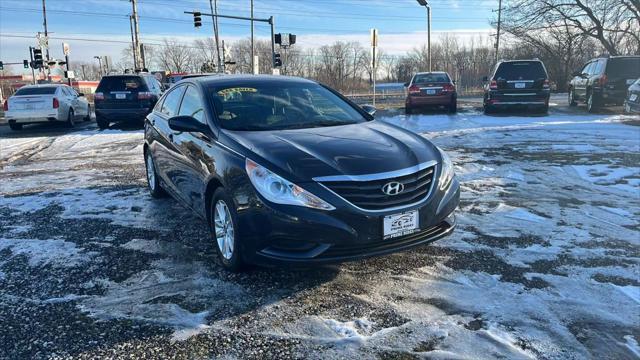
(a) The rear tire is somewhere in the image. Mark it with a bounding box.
[96,115,109,130]
[210,188,244,272]
[9,123,23,131]
[568,89,577,106]
[448,98,457,113]
[65,108,75,128]
[405,106,413,115]
[587,91,600,113]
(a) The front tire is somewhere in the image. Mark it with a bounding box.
[210,188,243,272]
[66,108,75,128]
[405,105,413,115]
[568,89,577,106]
[9,123,23,131]
[145,150,166,198]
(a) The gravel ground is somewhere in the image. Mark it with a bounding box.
[1,101,638,359]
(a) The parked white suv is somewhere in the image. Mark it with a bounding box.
[3,84,91,131]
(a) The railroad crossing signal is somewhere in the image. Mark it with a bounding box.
[273,53,282,67]
[32,48,43,69]
[193,11,202,27]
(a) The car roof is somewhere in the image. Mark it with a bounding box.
[186,74,318,87]
[414,71,448,75]
[19,84,64,89]
[498,59,543,64]
[101,74,148,78]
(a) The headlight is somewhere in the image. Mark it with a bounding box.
[245,159,335,210]
[438,148,454,191]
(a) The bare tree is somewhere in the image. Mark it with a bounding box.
[156,38,195,73]
[502,0,640,56]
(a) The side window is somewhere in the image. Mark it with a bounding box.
[581,62,592,75]
[60,87,69,96]
[178,86,205,123]
[68,87,78,97]
[160,86,186,117]
[594,59,606,75]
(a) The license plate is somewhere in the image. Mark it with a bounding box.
[631,94,638,102]
[627,79,636,85]
[383,210,419,240]
[426,89,436,95]
[115,93,126,99]
[25,104,35,110]
[515,82,526,89]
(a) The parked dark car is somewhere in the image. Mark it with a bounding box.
[405,72,457,114]
[625,78,640,114]
[569,56,640,113]
[483,59,551,114]
[94,74,163,129]
[144,75,460,271]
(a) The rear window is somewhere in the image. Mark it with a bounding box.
[97,76,148,92]
[606,58,640,78]
[14,87,57,96]
[413,73,450,83]
[494,61,547,80]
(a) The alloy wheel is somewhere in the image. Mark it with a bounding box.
[214,200,235,260]
[146,153,156,191]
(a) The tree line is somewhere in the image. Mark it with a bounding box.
[67,0,637,93]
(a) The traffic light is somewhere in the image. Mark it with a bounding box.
[0,61,3,70]
[33,48,43,69]
[193,11,202,27]
[23,60,29,69]
[274,53,282,67]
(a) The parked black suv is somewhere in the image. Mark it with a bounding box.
[94,74,163,129]
[483,59,551,114]
[569,56,640,113]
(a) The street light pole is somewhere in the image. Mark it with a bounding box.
[250,0,255,74]
[416,0,431,72]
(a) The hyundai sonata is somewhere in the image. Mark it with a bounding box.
[144,75,460,271]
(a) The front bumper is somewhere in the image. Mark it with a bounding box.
[234,176,461,265]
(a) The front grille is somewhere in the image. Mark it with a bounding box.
[321,165,436,211]
[320,221,450,258]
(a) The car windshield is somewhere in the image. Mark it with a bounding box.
[413,73,450,83]
[14,87,57,96]
[494,61,547,80]
[97,76,147,92]
[607,58,640,78]
[207,82,367,131]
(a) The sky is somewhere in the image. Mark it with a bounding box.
[0,0,497,72]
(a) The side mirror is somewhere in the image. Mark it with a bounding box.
[77,92,85,97]
[404,82,409,87]
[361,104,376,117]
[482,76,489,82]
[452,80,457,85]
[168,115,209,134]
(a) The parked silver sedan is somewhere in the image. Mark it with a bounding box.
[3,84,91,131]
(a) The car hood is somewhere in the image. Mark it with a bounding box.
[222,120,441,182]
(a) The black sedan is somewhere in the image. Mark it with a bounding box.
[144,75,460,271]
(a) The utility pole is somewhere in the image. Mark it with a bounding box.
[41,0,50,62]
[80,64,86,80]
[129,15,138,71]
[130,0,142,70]
[94,56,103,77]
[250,0,254,73]
[495,0,503,64]
[210,0,222,73]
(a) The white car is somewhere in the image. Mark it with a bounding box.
[3,84,91,131]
